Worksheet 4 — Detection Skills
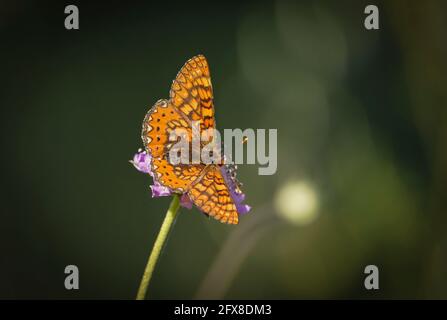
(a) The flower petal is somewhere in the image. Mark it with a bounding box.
[130,151,152,175]
[237,204,251,215]
[180,194,193,209]
[150,182,172,197]
[219,165,251,215]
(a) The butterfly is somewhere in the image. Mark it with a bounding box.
[141,55,249,224]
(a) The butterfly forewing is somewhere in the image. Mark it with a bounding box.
[169,55,215,131]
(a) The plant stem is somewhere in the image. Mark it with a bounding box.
[136,194,181,300]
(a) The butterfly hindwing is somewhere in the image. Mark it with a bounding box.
[187,165,239,224]
[152,158,205,193]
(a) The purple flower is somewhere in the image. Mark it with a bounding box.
[131,150,250,215]
[131,151,152,174]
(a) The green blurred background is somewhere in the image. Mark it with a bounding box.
[1,0,446,299]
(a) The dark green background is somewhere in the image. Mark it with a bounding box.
[1,0,446,299]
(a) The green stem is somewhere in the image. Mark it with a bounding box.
[136,194,181,300]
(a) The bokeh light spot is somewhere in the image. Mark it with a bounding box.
[274,181,319,225]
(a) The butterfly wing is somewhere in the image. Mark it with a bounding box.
[152,158,205,193]
[141,99,205,192]
[142,99,190,158]
[187,165,239,224]
[170,55,215,131]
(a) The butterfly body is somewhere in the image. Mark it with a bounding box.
[141,55,248,224]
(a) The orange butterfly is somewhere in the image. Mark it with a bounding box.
[141,55,250,224]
